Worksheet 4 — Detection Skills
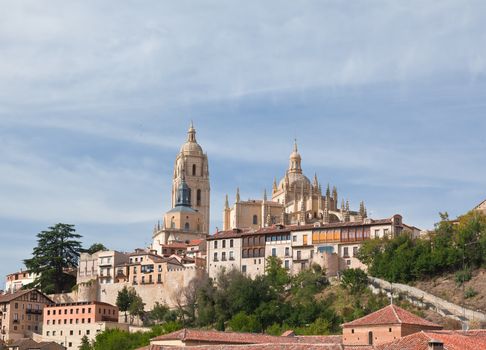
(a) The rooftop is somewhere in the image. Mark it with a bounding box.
[376,329,486,350]
[342,305,441,329]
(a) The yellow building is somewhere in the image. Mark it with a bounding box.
[223,141,367,230]
[152,123,209,254]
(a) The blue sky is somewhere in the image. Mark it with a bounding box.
[1,1,486,287]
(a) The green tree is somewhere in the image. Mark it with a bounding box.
[264,256,289,293]
[148,302,170,324]
[24,223,82,294]
[228,311,262,332]
[85,243,107,255]
[79,335,92,350]
[116,286,136,323]
[340,268,368,295]
[129,294,145,325]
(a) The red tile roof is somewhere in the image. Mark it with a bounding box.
[208,228,250,240]
[342,305,441,329]
[145,344,343,350]
[151,329,343,346]
[376,329,486,350]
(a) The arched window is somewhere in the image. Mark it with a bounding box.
[368,331,373,345]
[197,189,201,206]
[192,164,196,176]
[253,215,258,225]
[170,217,175,229]
[184,222,190,231]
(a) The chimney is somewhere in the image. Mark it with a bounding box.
[428,339,444,350]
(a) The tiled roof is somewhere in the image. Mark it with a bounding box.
[145,344,343,350]
[0,288,53,304]
[376,329,486,350]
[151,329,344,347]
[188,239,203,245]
[342,305,441,328]
[208,229,250,240]
[162,242,188,249]
[9,338,65,350]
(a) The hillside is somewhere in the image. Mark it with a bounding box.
[413,268,486,313]
[318,281,462,330]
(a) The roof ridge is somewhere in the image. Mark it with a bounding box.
[391,304,402,323]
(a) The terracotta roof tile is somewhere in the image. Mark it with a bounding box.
[376,329,486,350]
[151,329,343,346]
[342,305,441,329]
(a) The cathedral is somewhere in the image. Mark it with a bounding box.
[223,141,367,230]
[152,123,210,254]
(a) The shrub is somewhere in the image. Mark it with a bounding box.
[464,287,477,299]
[455,270,472,286]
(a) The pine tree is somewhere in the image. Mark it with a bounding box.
[24,223,82,294]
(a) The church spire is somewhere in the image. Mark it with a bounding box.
[187,121,196,142]
[263,188,267,201]
[273,177,278,193]
[235,187,240,203]
[288,139,302,174]
[224,194,229,209]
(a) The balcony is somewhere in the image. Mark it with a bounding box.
[26,309,42,315]
[101,316,118,322]
[13,319,19,324]
[229,257,235,261]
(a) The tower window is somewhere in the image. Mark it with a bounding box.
[197,189,201,206]
[253,215,258,225]
[184,222,190,231]
[170,217,175,229]
[192,164,196,176]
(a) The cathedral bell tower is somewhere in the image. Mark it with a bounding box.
[172,122,210,234]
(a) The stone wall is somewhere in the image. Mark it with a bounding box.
[50,267,204,311]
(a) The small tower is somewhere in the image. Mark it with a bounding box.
[272,177,278,193]
[223,194,231,230]
[332,186,338,211]
[235,187,240,203]
[344,200,350,222]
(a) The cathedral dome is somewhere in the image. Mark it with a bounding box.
[179,122,204,156]
[277,140,311,189]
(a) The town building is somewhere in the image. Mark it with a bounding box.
[137,305,486,350]
[152,123,210,253]
[6,338,64,350]
[41,301,127,350]
[77,250,129,284]
[473,199,486,215]
[342,304,442,347]
[5,271,37,294]
[223,141,368,230]
[0,289,53,343]
[207,215,419,279]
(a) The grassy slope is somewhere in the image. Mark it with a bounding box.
[413,268,486,313]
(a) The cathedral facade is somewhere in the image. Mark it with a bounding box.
[223,141,367,230]
[152,123,210,254]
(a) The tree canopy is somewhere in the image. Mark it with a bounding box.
[357,211,486,283]
[24,223,82,294]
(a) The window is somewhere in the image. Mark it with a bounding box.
[242,265,247,273]
[296,251,301,260]
[389,328,392,332]
[368,331,373,345]
[70,330,74,335]
[222,240,226,248]
[230,239,234,248]
[272,248,276,257]
[213,252,218,262]
[47,331,50,336]
[214,241,218,249]
[284,260,289,269]
[310,250,314,258]
[343,247,349,257]
[192,164,196,176]
[184,222,190,231]
[384,229,389,237]
[222,252,226,261]
[293,235,297,242]
[374,229,379,237]
[229,251,234,260]
[353,247,358,256]
[87,330,90,335]
[197,189,201,206]
[346,259,351,266]
[253,215,258,225]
